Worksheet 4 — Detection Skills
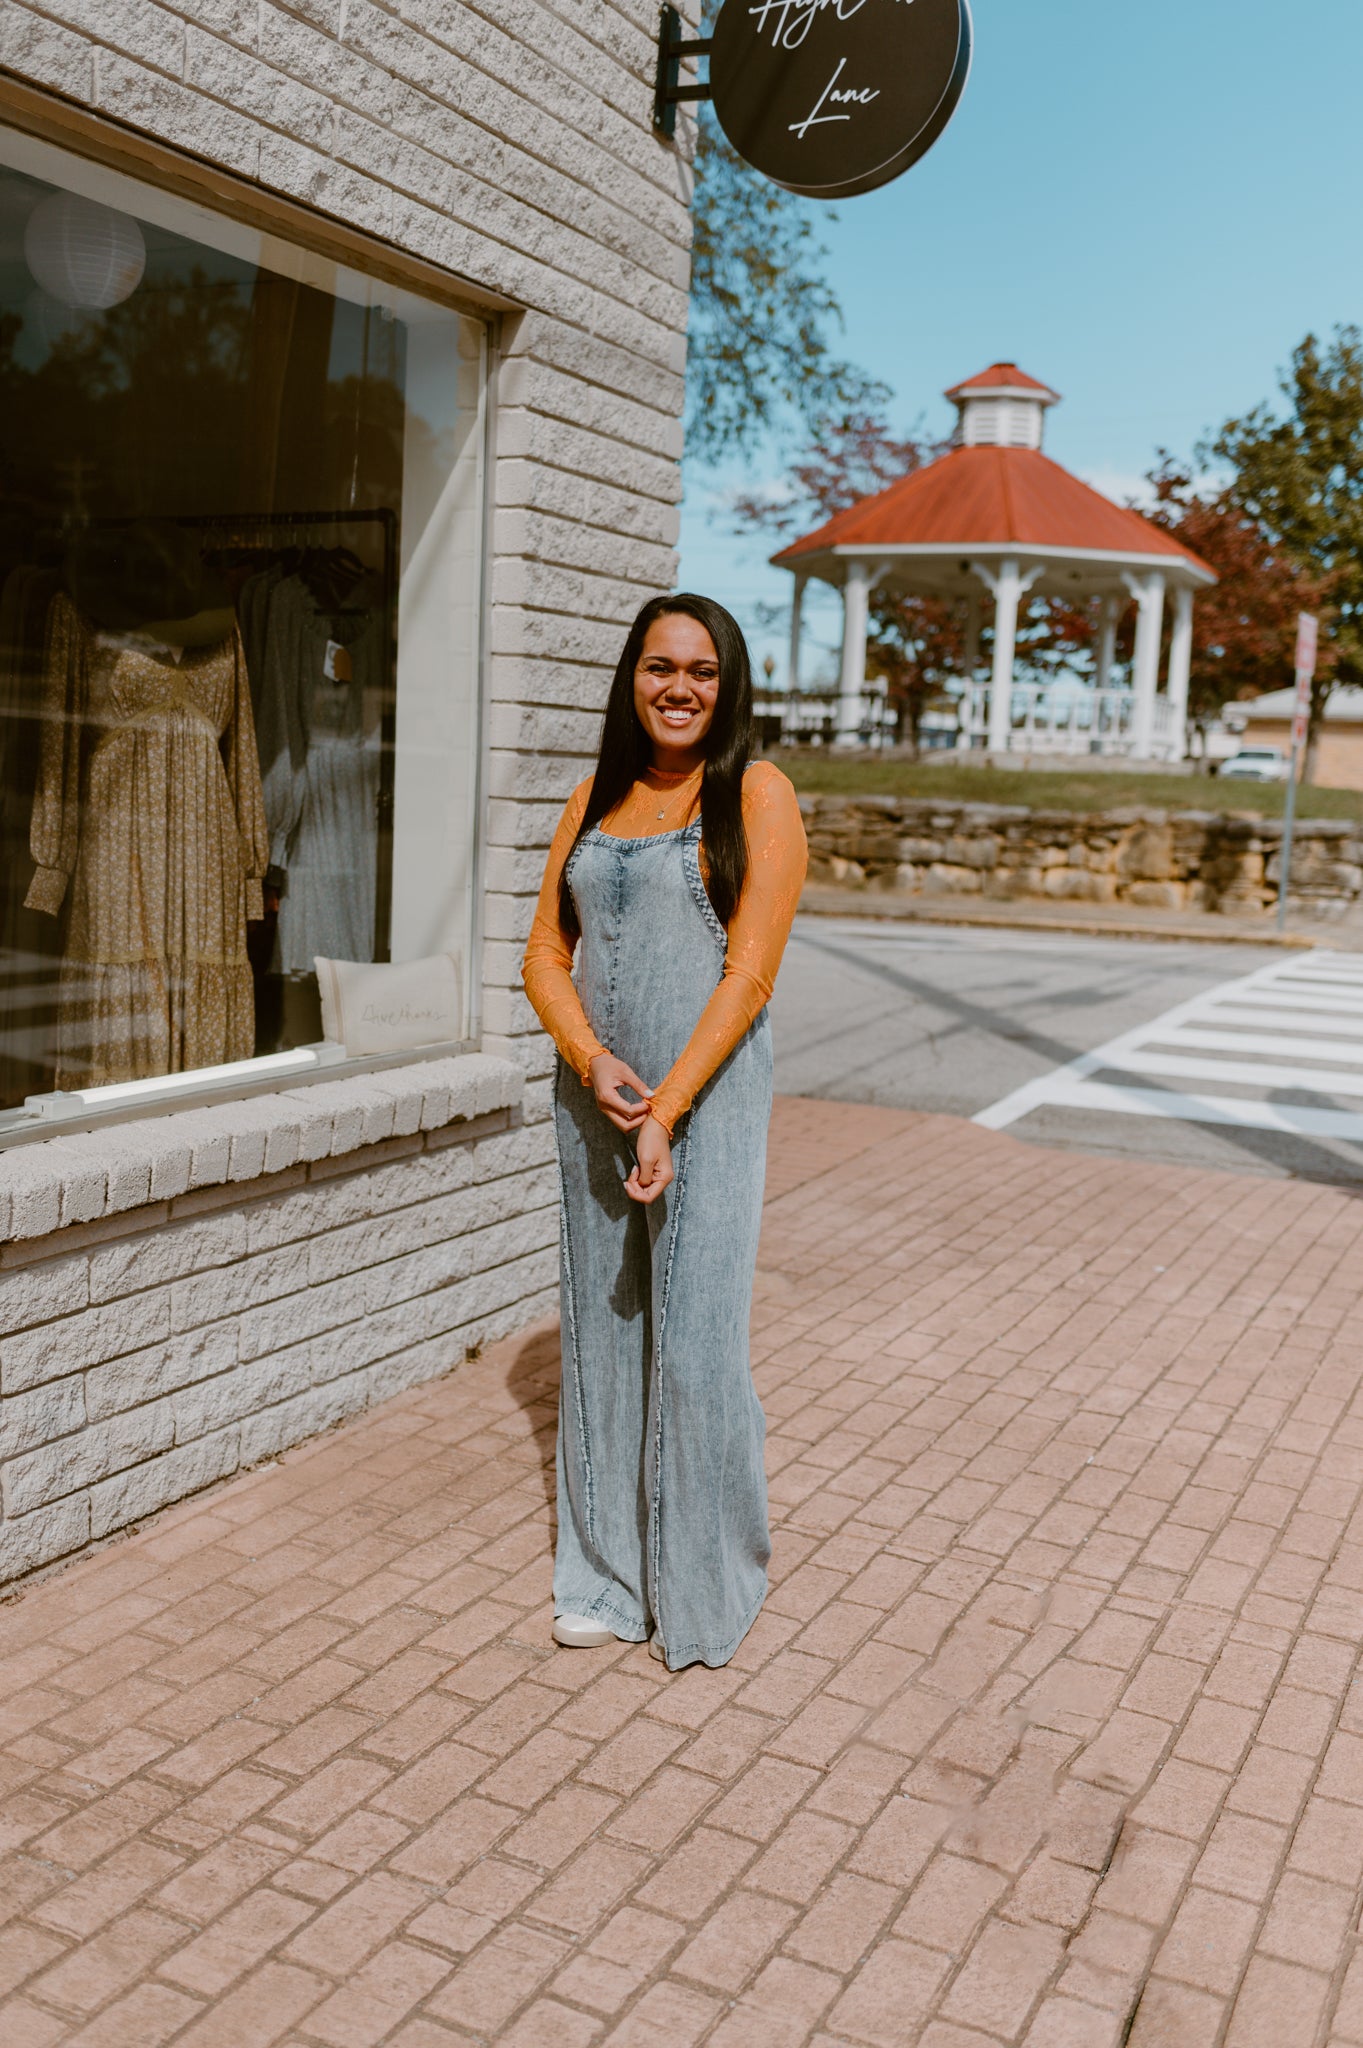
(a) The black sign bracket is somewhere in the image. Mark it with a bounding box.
[653,5,713,140]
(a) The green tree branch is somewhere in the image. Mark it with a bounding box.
[686,113,883,462]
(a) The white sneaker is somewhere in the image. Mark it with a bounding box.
[552,1614,615,1648]
[648,1636,667,1663]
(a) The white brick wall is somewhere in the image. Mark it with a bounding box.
[0,0,696,1574]
[0,1092,559,1582]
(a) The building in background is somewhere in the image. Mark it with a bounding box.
[1228,687,1363,790]
[0,5,696,1583]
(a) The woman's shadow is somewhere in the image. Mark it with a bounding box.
[497,1317,563,1520]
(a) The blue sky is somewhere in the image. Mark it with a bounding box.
[677,0,1363,684]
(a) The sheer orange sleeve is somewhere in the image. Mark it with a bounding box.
[520,780,605,1083]
[649,763,806,1135]
[521,764,807,1124]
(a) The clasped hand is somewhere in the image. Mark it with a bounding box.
[587,1052,674,1206]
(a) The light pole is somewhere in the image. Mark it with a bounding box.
[1277,614,1319,933]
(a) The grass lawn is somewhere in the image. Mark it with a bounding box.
[765,750,1363,824]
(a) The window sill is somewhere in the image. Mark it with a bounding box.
[0,1052,524,1245]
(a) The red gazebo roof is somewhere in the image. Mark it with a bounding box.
[772,445,1215,579]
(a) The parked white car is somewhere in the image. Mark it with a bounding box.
[1219,746,1291,783]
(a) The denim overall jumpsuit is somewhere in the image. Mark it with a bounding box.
[553,819,772,1670]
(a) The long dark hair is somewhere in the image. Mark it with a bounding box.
[558,593,755,937]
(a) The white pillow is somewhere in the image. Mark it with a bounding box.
[315,953,462,1056]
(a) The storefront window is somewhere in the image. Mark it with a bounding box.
[0,126,486,1125]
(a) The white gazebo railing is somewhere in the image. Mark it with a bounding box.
[754,682,898,748]
[955,683,1177,760]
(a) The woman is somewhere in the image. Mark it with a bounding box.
[522,594,806,1671]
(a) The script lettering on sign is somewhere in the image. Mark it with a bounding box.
[746,0,875,52]
[710,0,970,200]
[789,56,880,140]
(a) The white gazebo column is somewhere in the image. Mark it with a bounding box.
[1124,570,1166,759]
[835,559,872,746]
[989,562,1021,754]
[1166,584,1193,761]
[1094,593,1120,692]
[971,558,1041,755]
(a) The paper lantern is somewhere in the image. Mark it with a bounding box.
[24,192,146,310]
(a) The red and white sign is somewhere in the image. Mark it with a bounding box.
[1295,612,1319,680]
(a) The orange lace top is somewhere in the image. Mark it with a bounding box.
[522,759,807,1135]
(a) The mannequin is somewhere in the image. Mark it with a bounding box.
[26,522,268,1088]
[65,520,236,649]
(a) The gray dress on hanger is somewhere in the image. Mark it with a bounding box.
[552,819,772,1671]
[253,573,382,972]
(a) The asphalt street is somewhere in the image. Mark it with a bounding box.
[771,916,1363,1184]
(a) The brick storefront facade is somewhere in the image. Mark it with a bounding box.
[0,1,698,1582]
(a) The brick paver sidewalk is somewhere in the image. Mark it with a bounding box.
[4,1099,1363,2048]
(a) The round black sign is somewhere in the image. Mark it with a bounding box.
[710,0,972,200]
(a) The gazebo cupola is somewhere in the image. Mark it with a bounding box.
[946,362,1061,452]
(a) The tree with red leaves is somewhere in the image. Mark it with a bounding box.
[1207,326,1363,772]
[732,409,973,753]
[730,408,935,537]
[1141,454,1330,744]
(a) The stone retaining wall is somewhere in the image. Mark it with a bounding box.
[801,796,1363,921]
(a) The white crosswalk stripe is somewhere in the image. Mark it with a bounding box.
[974,950,1363,1144]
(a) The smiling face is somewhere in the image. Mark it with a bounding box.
[633,612,721,772]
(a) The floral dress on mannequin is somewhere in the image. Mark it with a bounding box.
[25,591,269,1089]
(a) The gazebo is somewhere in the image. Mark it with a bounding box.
[772,364,1217,758]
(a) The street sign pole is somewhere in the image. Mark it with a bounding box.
[1277,613,1319,933]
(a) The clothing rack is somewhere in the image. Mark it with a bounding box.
[173,507,397,556]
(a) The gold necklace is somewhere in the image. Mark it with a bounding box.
[653,771,698,822]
